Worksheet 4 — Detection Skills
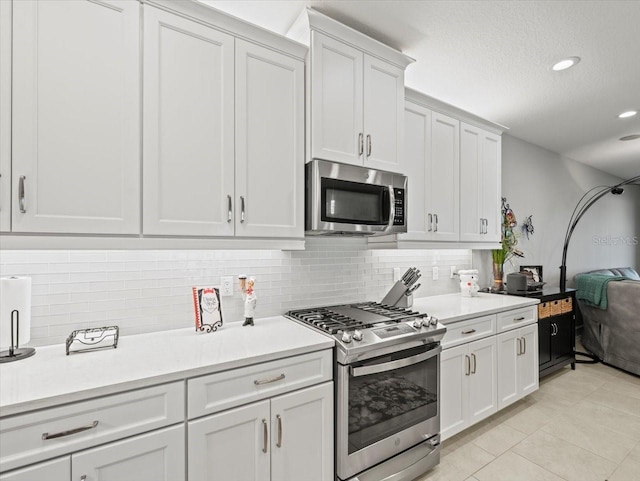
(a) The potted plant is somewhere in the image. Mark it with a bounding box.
[492,198,523,290]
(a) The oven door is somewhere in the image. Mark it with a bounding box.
[337,344,441,480]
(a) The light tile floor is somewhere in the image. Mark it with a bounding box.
[416,339,640,481]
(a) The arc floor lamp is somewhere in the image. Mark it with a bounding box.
[559,174,640,292]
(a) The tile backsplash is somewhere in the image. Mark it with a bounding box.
[0,238,471,347]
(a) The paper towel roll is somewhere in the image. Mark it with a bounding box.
[0,277,32,350]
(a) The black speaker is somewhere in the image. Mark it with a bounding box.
[506,273,528,295]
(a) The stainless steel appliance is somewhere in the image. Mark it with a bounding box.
[305,159,407,236]
[286,302,446,481]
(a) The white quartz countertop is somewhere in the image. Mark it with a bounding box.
[0,317,333,417]
[412,293,539,324]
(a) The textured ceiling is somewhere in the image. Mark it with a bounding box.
[202,0,640,180]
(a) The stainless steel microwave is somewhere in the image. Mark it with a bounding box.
[305,159,407,236]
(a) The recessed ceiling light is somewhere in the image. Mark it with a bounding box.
[618,110,637,119]
[551,57,581,71]
[619,134,640,141]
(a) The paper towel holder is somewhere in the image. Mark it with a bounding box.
[0,310,36,363]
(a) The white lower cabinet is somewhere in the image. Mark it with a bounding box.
[73,425,185,481]
[0,457,69,481]
[0,425,184,481]
[441,336,497,440]
[497,324,539,409]
[189,382,333,481]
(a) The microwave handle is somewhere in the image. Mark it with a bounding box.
[384,185,395,232]
[350,345,442,377]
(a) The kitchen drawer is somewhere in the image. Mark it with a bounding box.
[441,315,496,349]
[497,305,537,332]
[0,382,184,472]
[188,349,332,419]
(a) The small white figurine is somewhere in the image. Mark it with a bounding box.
[459,269,480,297]
[239,275,257,326]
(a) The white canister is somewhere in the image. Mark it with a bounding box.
[0,276,32,349]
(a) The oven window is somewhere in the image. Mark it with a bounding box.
[348,348,438,454]
[321,178,388,225]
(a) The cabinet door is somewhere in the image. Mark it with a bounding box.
[552,313,574,361]
[143,5,234,236]
[428,112,459,241]
[479,131,501,242]
[440,344,469,440]
[12,0,140,234]
[188,400,270,481]
[518,324,539,397]
[311,31,363,166]
[0,0,10,232]
[72,425,185,481]
[271,382,333,481]
[496,329,519,409]
[468,337,497,425]
[363,55,404,173]
[0,457,69,481]
[403,101,431,239]
[460,123,501,243]
[235,39,304,238]
[459,123,482,242]
[538,317,553,370]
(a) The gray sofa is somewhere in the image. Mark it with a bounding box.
[575,267,640,375]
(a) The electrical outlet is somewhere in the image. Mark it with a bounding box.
[432,267,439,281]
[220,276,233,296]
[450,266,456,279]
[393,268,401,282]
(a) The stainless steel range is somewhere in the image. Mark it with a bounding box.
[286,302,446,481]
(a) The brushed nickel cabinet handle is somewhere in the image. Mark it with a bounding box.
[428,213,432,232]
[227,195,232,222]
[465,355,470,376]
[359,133,364,156]
[514,316,525,322]
[254,373,285,385]
[42,420,99,440]
[366,134,372,157]
[461,329,476,335]
[522,336,526,354]
[18,175,26,213]
[471,353,477,374]
[240,196,245,223]
[262,419,268,453]
[434,214,438,232]
[479,218,483,234]
[276,414,282,448]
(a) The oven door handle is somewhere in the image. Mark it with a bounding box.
[384,185,395,232]
[350,345,442,377]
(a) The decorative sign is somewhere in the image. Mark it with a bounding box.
[192,287,223,333]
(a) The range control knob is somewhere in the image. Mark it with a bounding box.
[429,316,438,326]
[352,329,364,341]
[412,318,424,329]
[341,332,353,344]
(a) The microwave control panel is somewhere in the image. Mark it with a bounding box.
[393,188,405,226]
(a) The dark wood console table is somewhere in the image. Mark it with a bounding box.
[534,288,576,377]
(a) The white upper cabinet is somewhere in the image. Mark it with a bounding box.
[0,0,11,233]
[310,32,364,165]
[403,102,431,238]
[235,39,304,239]
[143,5,304,240]
[460,122,501,242]
[428,111,460,241]
[143,5,235,237]
[363,55,404,172]
[12,0,140,234]
[300,8,413,173]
